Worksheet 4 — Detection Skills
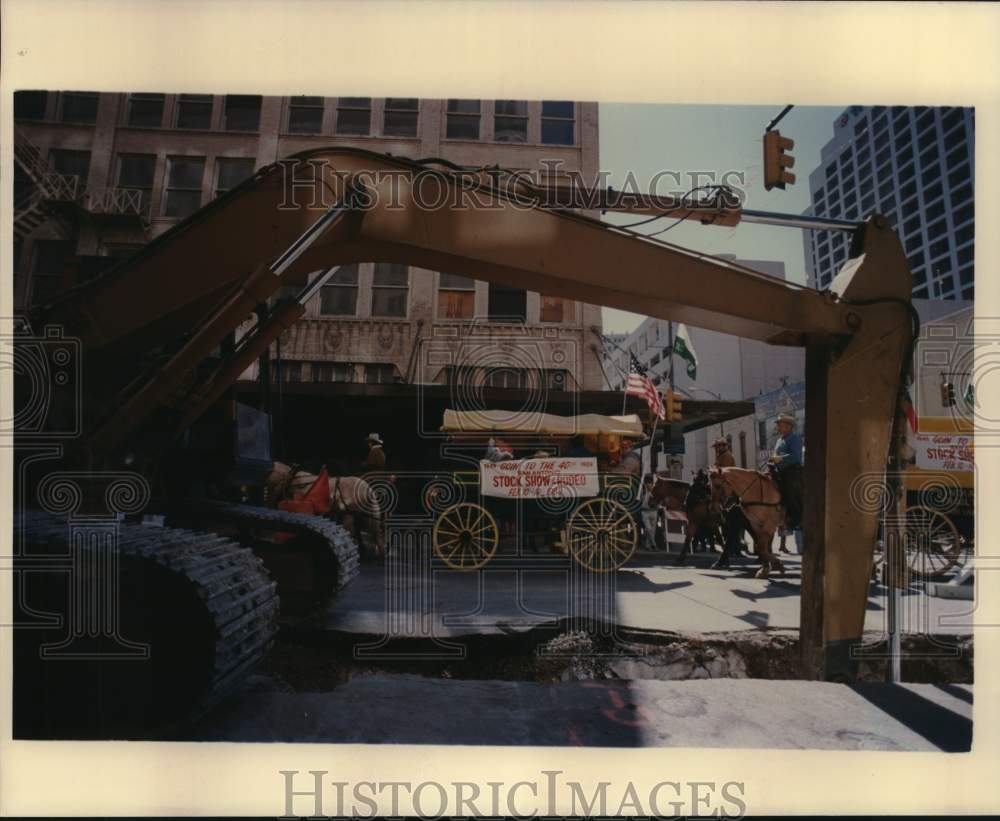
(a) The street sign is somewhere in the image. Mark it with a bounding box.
[663,422,686,454]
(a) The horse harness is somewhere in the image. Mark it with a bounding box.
[720,470,783,512]
[332,476,347,512]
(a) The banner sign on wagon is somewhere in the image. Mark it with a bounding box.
[913,433,974,472]
[480,457,599,499]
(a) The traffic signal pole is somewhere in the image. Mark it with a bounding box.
[667,320,675,392]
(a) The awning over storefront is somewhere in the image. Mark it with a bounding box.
[441,409,644,436]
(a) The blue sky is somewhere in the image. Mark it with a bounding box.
[598,103,844,333]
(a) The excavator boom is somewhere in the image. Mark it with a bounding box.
[34,145,914,682]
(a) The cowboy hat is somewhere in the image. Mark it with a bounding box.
[776,413,797,426]
[367,432,384,444]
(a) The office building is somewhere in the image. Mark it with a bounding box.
[13,93,604,390]
[803,105,974,301]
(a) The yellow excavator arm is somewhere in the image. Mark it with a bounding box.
[37,146,915,681]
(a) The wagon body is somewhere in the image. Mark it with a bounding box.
[431,410,647,571]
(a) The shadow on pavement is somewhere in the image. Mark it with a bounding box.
[848,682,972,752]
[729,581,799,603]
[614,570,694,594]
[935,682,973,705]
[737,609,771,629]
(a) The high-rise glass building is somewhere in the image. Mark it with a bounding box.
[803,105,974,301]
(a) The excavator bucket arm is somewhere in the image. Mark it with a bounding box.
[35,146,914,681]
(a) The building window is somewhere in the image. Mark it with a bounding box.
[943,126,967,153]
[739,431,748,468]
[288,96,324,134]
[162,156,205,218]
[929,238,950,260]
[954,203,974,226]
[488,283,527,322]
[494,100,528,143]
[540,295,566,323]
[126,93,165,127]
[942,108,964,133]
[223,95,262,131]
[951,183,973,207]
[274,362,303,383]
[215,157,255,197]
[335,97,371,135]
[116,154,156,213]
[319,263,359,315]
[383,98,419,137]
[59,91,99,124]
[176,94,213,129]
[30,240,73,305]
[446,99,480,140]
[14,91,47,120]
[371,263,409,317]
[541,101,574,145]
[923,181,943,203]
[311,362,354,383]
[484,367,528,389]
[894,128,913,152]
[48,149,91,187]
[438,273,476,319]
[365,364,396,384]
[948,164,971,189]
[927,219,948,240]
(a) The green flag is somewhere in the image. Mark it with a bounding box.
[673,323,698,380]
[964,382,977,409]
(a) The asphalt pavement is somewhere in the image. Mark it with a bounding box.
[308,550,974,640]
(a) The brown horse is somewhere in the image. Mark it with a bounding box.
[708,467,785,578]
[647,474,724,560]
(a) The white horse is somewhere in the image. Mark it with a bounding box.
[266,462,386,557]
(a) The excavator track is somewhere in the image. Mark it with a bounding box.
[13,511,279,739]
[178,501,360,617]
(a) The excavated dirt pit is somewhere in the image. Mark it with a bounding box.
[265,624,973,692]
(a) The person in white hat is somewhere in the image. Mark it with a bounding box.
[364,433,386,471]
[769,413,803,553]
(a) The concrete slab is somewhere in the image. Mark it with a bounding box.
[306,553,974,640]
[190,675,972,751]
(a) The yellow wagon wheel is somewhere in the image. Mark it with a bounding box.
[905,505,963,580]
[433,503,499,571]
[567,497,637,572]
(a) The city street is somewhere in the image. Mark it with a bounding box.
[185,545,974,751]
[308,550,974,640]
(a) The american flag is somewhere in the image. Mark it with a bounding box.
[626,352,665,420]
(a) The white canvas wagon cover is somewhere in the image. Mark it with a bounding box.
[441,409,644,437]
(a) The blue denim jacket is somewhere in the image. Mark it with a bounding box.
[773,431,803,467]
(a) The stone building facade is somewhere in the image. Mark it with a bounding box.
[14,92,604,390]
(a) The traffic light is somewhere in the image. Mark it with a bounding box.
[940,379,956,407]
[665,390,683,422]
[763,129,796,190]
